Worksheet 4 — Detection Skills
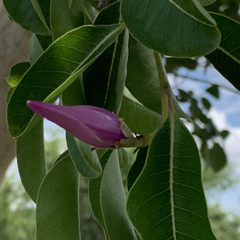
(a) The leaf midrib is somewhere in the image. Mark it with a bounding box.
[170,115,176,239]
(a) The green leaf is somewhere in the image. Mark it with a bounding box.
[29,34,44,64]
[177,89,190,102]
[3,0,51,35]
[6,62,31,87]
[89,150,137,240]
[125,38,190,120]
[119,94,160,135]
[50,0,84,40]
[100,150,137,240]
[208,143,227,172]
[31,0,51,30]
[66,132,102,178]
[36,151,80,240]
[89,150,112,236]
[118,148,129,168]
[84,30,129,112]
[202,97,211,110]
[84,1,128,113]
[220,130,229,140]
[61,76,87,106]
[16,118,46,202]
[206,85,219,99]
[127,146,148,190]
[206,13,240,91]
[36,34,53,50]
[7,24,125,138]
[198,0,216,6]
[121,0,220,57]
[29,34,52,65]
[93,1,121,25]
[127,116,216,239]
[125,38,161,113]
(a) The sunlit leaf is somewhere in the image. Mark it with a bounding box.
[6,62,31,87]
[121,0,220,57]
[36,151,80,240]
[7,24,124,138]
[127,116,216,239]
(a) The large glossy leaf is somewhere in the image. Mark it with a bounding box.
[66,132,102,178]
[121,0,220,57]
[7,24,125,138]
[89,150,137,240]
[206,13,240,91]
[119,94,160,135]
[84,1,128,113]
[50,0,84,40]
[126,37,190,120]
[2,0,51,35]
[17,118,46,202]
[127,116,216,239]
[36,151,80,240]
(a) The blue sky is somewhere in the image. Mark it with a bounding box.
[170,62,240,215]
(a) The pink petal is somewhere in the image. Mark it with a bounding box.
[27,101,125,148]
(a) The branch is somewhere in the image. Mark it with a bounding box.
[174,73,240,95]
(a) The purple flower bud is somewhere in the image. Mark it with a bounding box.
[27,101,126,148]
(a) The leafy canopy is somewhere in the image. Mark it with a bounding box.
[3,0,240,239]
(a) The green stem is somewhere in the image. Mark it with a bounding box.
[153,52,172,124]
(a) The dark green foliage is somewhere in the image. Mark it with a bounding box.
[3,0,240,239]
